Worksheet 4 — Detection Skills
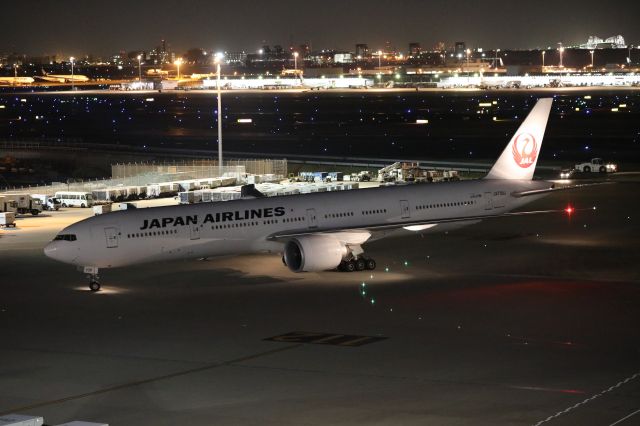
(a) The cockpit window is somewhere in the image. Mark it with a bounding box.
[54,234,77,241]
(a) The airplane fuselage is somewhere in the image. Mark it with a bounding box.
[45,179,549,269]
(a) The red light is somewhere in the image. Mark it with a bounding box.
[565,206,574,215]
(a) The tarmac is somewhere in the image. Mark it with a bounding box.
[0,175,639,425]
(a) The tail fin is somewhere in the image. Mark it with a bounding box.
[485,98,553,180]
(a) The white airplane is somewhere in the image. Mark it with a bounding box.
[0,76,35,85]
[37,70,89,83]
[46,98,576,291]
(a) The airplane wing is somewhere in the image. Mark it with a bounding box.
[267,208,579,243]
[512,181,613,198]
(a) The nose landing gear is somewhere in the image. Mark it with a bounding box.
[88,276,100,292]
[82,266,101,292]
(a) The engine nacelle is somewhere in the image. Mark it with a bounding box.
[283,235,347,272]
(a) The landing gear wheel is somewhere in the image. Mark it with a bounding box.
[344,261,356,272]
[365,258,377,270]
[355,258,366,271]
[89,280,100,292]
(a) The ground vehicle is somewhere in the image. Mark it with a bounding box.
[560,169,575,179]
[31,194,61,211]
[574,158,617,173]
[0,194,43,215]
[0,212,16,227]
[54,191,95,208]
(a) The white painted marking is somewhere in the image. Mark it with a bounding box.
[608,408,640,426]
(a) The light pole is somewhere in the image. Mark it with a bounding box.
[137,54,142,81]
[558,47,565,68]
[70,57,75,91]
[541,50,545,69]
[590,50,594,68]
[377,50,382,68]
[174,58,182,79]
[214,52,224,177]
[293,51,299,70]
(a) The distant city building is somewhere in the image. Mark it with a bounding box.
[355,44,369,58]
[333,52,354,64]
[454,41,466,58]
[409,42,421,57]
[226,51,247,65]
[579,35,627,49]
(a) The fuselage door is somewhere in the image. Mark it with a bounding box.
[484,192,494,211]
[190,224,200,240]
[306,208,318,228]
[105,227,119,248]
[400,200,410,219]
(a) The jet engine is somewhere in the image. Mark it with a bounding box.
[283,235,347,272]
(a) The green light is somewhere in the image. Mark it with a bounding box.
[370,298,375,305]
[404,260,409,266]
[385,267,389,272]
[361,282,366,287]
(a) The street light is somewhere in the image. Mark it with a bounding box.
[174,58,182,79]
[137,54,142,81]
[377,50,382,68]
[293,51,299,70]
[541,50,545,68]
[70,57,75,91]
[590,50,594,68]
[558,46,565,68]
[214,52,224,177]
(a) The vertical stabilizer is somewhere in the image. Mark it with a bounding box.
[485,98,553,180]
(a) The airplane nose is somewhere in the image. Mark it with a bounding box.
[44,241,75,264]
[44,241,61,260]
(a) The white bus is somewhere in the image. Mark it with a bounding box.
[54,191,95,208]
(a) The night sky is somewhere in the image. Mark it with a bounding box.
[2,0,638,56]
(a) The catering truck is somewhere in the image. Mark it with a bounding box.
[0,194,43,215]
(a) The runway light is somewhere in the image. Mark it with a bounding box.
[384,267,389,272]
[565,206,574,215]
[237,118,252,123]
[416,119,429,124]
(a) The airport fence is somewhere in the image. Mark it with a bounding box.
[111,159,288,180]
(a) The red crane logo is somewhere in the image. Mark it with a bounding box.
[512,133,537,168]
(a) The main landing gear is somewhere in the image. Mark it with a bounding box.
[338,257,376,272]
[83,266,101,292]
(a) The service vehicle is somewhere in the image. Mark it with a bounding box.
[0,212,16,227]
[560,169,575,179]
[54,191,95,208]
[31,194,61,211]
[0,194,43,215]
[574,158,617,173]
